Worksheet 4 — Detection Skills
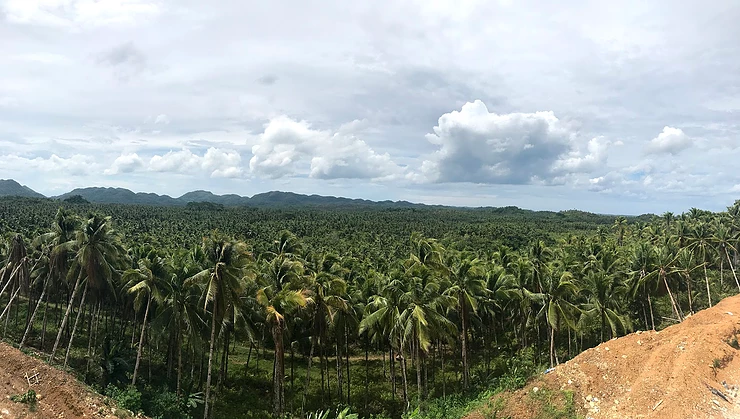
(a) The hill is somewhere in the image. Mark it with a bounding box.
[0,179,44,198]
[475,294,740,419]
[54,187,424,208]
[56,187,179,205]
[0,342,140,418]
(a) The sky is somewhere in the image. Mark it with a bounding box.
[1,0,740,215]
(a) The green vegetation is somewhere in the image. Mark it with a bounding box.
[0,196,739,418]
[10,389,38,411]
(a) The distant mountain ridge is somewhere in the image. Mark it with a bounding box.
[0,179,45,198]
[0,180,420,208]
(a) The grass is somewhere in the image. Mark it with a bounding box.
[528,388,581,419]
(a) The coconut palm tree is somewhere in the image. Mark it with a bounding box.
[256,254,310,417]
[123,251,168,386]
[20,208,78,349]
[49,214,125,365]
[688,222,715,307]
[442,253,485,390]
[187,234,253,419]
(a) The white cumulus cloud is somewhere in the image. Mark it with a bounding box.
[249,116,404,180]
[148,147,242,178]
[421,100,587,184]
[646,126,691,155]
[104,152,144,175]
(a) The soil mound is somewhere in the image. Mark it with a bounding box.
[488,294,740,419]
[0,342,128,418]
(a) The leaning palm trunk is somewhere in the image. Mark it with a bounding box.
[0,286,21,323]
[132,295,151,386]
[704,263,712,307]
[49,272,83,363]
[20,273,51,349]
[724,248,740,292]
[662,273,682,322]
[64,282,89,368]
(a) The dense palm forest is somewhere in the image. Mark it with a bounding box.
[0,196,737,419]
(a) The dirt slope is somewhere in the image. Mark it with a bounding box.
[490,294,740,419]
[0,342,124,418]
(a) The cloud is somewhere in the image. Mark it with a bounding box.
[249,116,405,180]
[553,136,611,174]
[256,75,278,86]
[646,126,691,155]
[148,147,243,178]
[104,153,144,175]
[3,0,162,28]
[154,114,170,124]
[0,153,95,176]
[421,100,585,184]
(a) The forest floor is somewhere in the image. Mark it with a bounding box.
[0,342,135,419]
[469,294,740,419]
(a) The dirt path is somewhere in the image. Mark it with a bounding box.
[0,343,126,418]
[477,294,740,419]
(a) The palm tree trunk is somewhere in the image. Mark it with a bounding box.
[271,320,285,417]
[345,325,350,406]
[50,272,83,363]
[364,335,369,411]
[549,325,555,368]
[177,324,183,397]
[725,248,740,292]
[203,299,217,419]
[704,263,712,307]
[441,342,446,399]
[301,336,316,416]
[460,297,470,390]
[415,339,422,407]
[0,286,21,324]
[132,294,151,386]
[399,344,409,412]
[64,281,88,368]
[662,273,682,321]
[41,292,50,349]
[647,293,656,330]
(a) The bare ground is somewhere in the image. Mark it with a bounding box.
[471,294,740,419]
[0,342,131,418]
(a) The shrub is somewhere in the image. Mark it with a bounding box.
[105,385,142,413]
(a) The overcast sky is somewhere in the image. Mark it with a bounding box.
[1,0,739,214]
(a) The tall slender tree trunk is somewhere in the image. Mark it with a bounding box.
[203,299,217,419]
[0,286,21,324]
[177,321,183,396]
[399,344,409,412]
[662,273,682,321]
[50,273,83,363]
[725,248,740,292]
[41,292,50,349]
[549,326,555,368]
[364,335,369,411]
[302,336,315,416]
[460,297,470,390]
[704,263,712,307]
[64,281,88,368]
[647,293,656,330]
[271,321,285,417]
[415,339,422,407]
[132,295,151,386]
[345,326,350,406]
